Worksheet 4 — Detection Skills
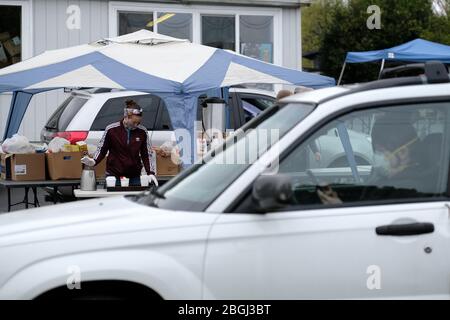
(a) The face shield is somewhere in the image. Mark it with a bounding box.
[124,108,143,129]
[372,137,419,177]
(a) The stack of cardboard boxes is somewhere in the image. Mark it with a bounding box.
[0,146,106,182]
[1,141,181,181]
[0,32,21,68]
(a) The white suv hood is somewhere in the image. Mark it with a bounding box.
[0,196,217,248]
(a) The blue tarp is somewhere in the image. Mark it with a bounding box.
[345,39,450,64]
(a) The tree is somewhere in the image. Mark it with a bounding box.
[301,0,339,68]
[309,0,436,83]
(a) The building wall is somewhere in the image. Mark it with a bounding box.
[1,0,302,141]
[20,0,109,141]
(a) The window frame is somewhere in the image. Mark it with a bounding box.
[227,96,450,213]
[109,1,282,66]
[90,94,161,131]
[0,0,33,61]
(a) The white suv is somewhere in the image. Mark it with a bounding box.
[40,87,277,147]
[2,63,450,299]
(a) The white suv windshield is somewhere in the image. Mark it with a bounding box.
[137,103,315,211]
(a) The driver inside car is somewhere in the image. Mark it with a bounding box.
[318,114,426,205]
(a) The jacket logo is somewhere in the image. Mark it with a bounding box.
[136,137,141,142]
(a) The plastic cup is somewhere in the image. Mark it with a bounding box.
[140,175,149,187]
[120,178,129,187]
[106,176,116,188]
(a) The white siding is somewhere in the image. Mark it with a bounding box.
[0,93,12,140]
[282,7,301,70]
[15,0,109,141]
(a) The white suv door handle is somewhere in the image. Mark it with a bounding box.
[376,222,434,236]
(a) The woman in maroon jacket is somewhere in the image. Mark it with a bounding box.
[81,99,158,186]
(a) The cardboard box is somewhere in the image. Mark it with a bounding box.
[0,154,10,180]
[0,43,7,62]
[11,55,21,64]
[153,148,181,176]
[95,157,106,179]
[0,32,10,42]
[3,39,21,57]
[1,153,45,181]
[46,152,82,180]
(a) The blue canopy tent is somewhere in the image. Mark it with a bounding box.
[0,30,335,165]
[338,38,450,84]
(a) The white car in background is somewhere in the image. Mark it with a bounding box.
[2,63,449,300]
[40,87,277,147]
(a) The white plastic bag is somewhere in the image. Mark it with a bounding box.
[48,137,70,153]
[34,143,48,153]
[87,144,97,157]
[2,134,35,154]
[159,141,174,155]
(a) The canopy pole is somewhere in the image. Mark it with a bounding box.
[378,59,386,79]
[337,62,347,85]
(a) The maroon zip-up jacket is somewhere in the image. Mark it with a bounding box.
[93,120,156,178]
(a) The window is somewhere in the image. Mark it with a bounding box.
[58,97,88,131]
[201,15,235,50]
[45,96,74,130]
[240,94,276,123]
[0,5,21,67]
[272,102,450,209]
[157,12,193,41]
[119,11,154,35]
[110,3,281,64]
[240,15,274,63]
[91,95,162,131]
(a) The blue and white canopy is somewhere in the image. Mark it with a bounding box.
[0,30,334,93]
[345,38,450,64]
[0,30,335,164]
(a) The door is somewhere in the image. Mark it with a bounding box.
[203,101,450,299]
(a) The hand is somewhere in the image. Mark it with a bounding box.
[81,156,96,167]
[148,174,159,187]
[314,152,321,162]
[317,188,343,205]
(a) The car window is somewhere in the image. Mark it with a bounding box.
[146,103,315,212]
[242,102,450,211]
[45,96,73,130]
[90,94,161,131]
[154,102,173,131]
[58,97,88,131]
[240,94,276,124]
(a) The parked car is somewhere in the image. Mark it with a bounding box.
[2,63,450,299]
[40,87,277,147]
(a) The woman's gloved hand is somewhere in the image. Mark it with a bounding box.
[81,156,96,167]
[148,174,158,187]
